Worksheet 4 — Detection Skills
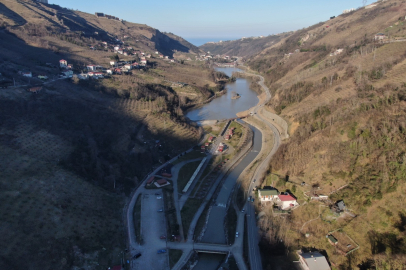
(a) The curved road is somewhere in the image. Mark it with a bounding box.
[125,65,287,270]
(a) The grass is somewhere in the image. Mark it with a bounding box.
[226,206,238,245]
[181,198,204,239]
[193,198,212,240]
[227,121,244,149]
[172,150,206,165]
[133,194,143,244]
[177,160,202,194]
[211,122,226,137]
[168,249,183,269]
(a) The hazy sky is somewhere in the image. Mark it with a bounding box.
[50,0,365,42]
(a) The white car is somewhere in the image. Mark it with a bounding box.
[236,232,239,238]
[156,196,162,199]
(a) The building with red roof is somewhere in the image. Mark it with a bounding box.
[276,194,299,210]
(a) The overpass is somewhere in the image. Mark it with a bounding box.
[193,243,231,254]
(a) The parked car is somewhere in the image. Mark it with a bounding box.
[236,232,239,238]
[241,209,245,213]
[157,249,167,254]
[157,208,163,212]
[160,235,166,239]
[248,196,252,202]
[133,253,142,259]
[156,196,162,199]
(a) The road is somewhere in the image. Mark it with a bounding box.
[125,64,287,270]
[239,68,285,270]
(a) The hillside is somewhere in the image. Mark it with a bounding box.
[245,0,406,269]
[0,1,223,269]
[199,35,283,58]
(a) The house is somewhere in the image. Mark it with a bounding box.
[155,51,159,54]
[375,33,387,41]
[159,54,164,58]
[117,49,124,55]
[258,189,279,202]
[327,234,338,246]
[225,135,230,140]
[123,51,129,56]
[110,61,117,66]
[20,71,32,77]
[106,69,113,75]
[170,59,175,63]
[59,59,67,68]
[298,251,331,270]
[124,64,132,70]
[114,68,122,74]
[165,56,169,59]
[276,194,298,210]
[67,64,73,70]
[95,12,104,17]
[87,65,97,71]
[114,46,120,51]
[132,62,139,68]
[62,70,73,77]
[156,179,168,185]
[140,59,147,65]
[208,136,214,142]
[201,145,205,152]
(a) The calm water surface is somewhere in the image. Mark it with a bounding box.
[185,67,259,121]
[185,68,262,269]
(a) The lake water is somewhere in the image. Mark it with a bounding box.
[185,67,259,121]
[188,68,262,269]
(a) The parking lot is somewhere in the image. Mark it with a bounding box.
[132,189,168,270]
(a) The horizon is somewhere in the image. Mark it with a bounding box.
[49,0,369,46]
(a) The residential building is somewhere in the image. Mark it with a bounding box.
[298,251,331,270]
[258,189,279,202]
[106,69,113,75]
[375,33,387,40]
[276,194,298,209]
[87,65,97,71]
[28,86,42,93]
[59,59,67,68]
[140,59,147,65]
[21,71,32,77]
[62,70,73,77]
[110,61,117,66]
[124,64,132,70]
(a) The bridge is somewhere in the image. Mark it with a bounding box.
[167,242,231,254]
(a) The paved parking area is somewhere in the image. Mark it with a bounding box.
[132,189,168,269]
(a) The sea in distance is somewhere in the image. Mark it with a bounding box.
[186,37,239,46]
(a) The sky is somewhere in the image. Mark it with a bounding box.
[50,0,367,45]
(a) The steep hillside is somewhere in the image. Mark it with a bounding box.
[246,1,406,269]
[0,1,221,269]
[0,0,203,57]
[199,35,283,57]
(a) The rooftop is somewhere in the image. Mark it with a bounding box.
[278,194,296,201]
[259,189,279,196]
[300,252,330,270]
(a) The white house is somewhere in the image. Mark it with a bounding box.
[78,73,89,80]
[155,51,159,54]
[298,251,330,270]
[258,189,279,202]
[276,194,298,210]
[59,59,67,68]
[21,71,32,77]
[140,59,147,65]
[114,46,120,51]
[106,69,113,75]
[124,64,132,70]
[110,61,117,66]
[87,65,97,71]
